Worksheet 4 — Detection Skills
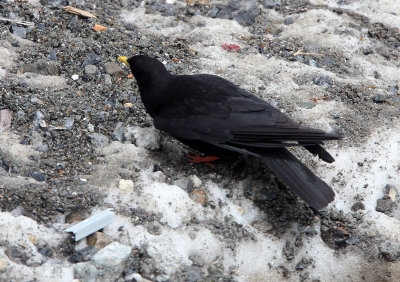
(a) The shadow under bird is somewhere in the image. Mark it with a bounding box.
[118,55,341,210]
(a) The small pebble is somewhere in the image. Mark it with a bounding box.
[284,18,294,25]
[104,62,124,76]
[372,94,385,103]
[32,171,46,182]
[10,25,27,38]
[119,179,134,193]
[85,65,98,75]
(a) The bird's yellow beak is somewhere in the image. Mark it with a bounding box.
[117,56,130,68]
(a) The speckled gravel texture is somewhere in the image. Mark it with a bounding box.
[1,0,400,281]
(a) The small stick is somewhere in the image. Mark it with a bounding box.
[63,6,97,18]
[293,50,323,56]
[0,16,34,26]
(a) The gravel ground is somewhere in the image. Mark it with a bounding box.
[1,0,400,281]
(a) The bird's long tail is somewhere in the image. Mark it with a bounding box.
[260,148,335,209]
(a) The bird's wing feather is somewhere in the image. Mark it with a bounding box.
[154,74,339,147]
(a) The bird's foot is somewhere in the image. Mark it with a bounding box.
[186,155,220,167]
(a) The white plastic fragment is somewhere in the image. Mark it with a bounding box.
[65,209,115,241]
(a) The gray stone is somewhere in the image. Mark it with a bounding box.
[362,47,374,55]
[85,65,98,75]
[89,133,110,148]
[74,262,98,282]
[47,50,57,61]
[284,17,294,25]
[104,74,112,86]
[314,76,333,87]
[389,86,399,95]
[263,0,279,9]
[124,126,160,150]
[112,122,126,142]
[92,241,132,268]
[173,177,189,190]
[35,144,49,152]
[206,7,219,18]
[104,62,124,76]
[10,25,27,38]
[298,102,316,109]
[64,117,74,130]
[305,58,317,67]
[33,111,45,129]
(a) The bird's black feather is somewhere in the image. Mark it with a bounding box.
[126,55,341,209]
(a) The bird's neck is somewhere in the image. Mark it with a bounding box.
[138,74,172,117]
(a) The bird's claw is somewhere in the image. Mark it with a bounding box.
[186,155,220,167]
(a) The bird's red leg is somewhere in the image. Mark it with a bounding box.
[186,155,220,167]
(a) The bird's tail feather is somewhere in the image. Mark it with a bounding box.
[213,143,335,209]
[260,148,335,209]
[302,144,335,163]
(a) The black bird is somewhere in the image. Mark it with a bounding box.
[118,55,341,209]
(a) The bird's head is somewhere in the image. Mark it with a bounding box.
[118,55,170,86]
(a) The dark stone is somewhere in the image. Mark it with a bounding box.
[125,23,135,31]
[36,23,45,31]
[314,76,333,87]
[153,164,163,173]
[284,17,294,25]
[351,201,365,211]
[82,52,103,68]
[206,7,219,18]
[39,247,54,257]
[379,242,400,262]
[321,227,348,249]
[11,42,19,47]
[32,171,46,182]
[295,262,305,271]
[5,247,28,265]
[234,7,258,26]
[362,47,374,55]
[376,195,393,214]
[262,0,278,9]
[227,0,241,10]
[322,58,337,66]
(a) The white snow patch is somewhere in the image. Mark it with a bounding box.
[0,46,16,69]
[310,0,400,29]
[0,212,73,281]
[320,122,400,213]
[134,181,204,228]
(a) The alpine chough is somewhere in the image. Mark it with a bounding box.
[118,55,341,210]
